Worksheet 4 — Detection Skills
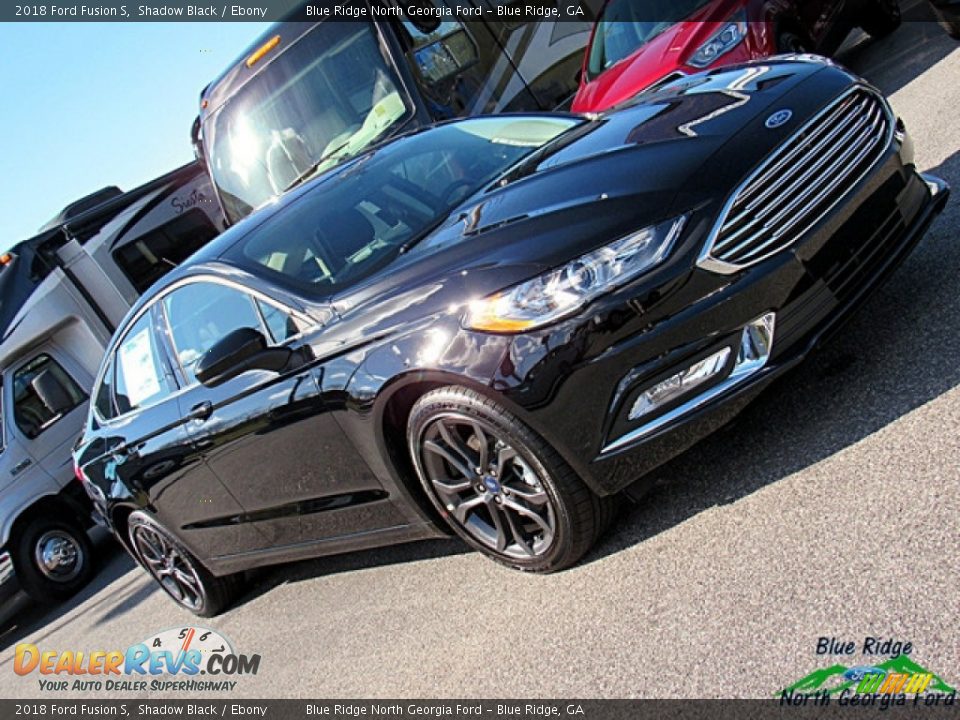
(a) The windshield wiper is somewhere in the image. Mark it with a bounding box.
[282,141,352,193]
[397,215,451,255]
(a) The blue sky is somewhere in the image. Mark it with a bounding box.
[0,22,270,251]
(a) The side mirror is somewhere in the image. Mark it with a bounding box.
[413,28,479,86]
[195,327,292,388]
[32,370,75,416]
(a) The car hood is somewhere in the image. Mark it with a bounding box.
[325,60,857,337]
[572,0,753,112]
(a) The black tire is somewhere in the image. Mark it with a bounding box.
[861,0,902,38]
[930,3,960,39]
[128,511,241,617]
[11,516,94,603]
[408,386,615,573]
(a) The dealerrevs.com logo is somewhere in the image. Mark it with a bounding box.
[14,627,261,693]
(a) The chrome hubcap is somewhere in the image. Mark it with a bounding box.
[34,530,83,582]
[418,415,557,559]
[133,525,204,610]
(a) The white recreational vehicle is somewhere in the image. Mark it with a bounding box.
[0,163,223,603]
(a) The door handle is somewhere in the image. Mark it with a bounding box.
[188,401,213,422]
[10,458,32,477]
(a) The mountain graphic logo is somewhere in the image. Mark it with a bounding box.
[778,655,956,697]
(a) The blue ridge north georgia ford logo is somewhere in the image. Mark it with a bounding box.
[766,109,794,129]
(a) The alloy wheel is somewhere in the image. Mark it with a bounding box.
[132,524,205,611]
[417,414,558,559]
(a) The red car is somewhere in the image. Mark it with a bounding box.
[571,0,902,112]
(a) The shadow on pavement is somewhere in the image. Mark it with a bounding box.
[839,6,957,96]
[0,531,140,655]
[236,537,466,608]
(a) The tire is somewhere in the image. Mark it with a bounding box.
[930,3,960,39]
[861,0,902,39]
[128,511,241,617]
[408,386,615,573]
[11,516,95,604]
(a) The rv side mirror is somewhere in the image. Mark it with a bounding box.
[195,327,291,388]
[31,370,75,416]
[413,27,478,87]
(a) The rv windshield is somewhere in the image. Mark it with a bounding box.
[203,22,413,224]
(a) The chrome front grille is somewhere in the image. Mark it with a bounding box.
[700,86,894,273]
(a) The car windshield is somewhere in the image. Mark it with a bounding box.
[587,0,716,80]
[203,22,414,224]
[223,116,580,294]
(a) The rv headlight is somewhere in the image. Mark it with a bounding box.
[464,217,685,333]
[688,12,748,68]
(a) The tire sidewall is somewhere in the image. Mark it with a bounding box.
[12,517,94,603]
[408,390,577,571]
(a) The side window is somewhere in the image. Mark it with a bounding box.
[112,209,220,293]
[13,355,87,439]
[255,299,302,344]
[162,283,265,383]
[114,312,175,415]
[93,356,116,420]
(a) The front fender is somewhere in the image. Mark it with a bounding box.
[326,317,513,525]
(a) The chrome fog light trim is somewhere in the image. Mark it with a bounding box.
[604,312,776,454]
[629,347,732,421]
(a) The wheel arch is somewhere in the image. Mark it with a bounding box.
[372,371,501,529]
[4,493,86,551]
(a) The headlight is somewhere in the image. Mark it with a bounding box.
[687,11,748,69]
[464,217,685,333]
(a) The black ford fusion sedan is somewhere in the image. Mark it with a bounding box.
[74,58,948,616]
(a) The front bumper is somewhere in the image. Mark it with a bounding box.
[497,151,949,497]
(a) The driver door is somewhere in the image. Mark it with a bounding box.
[160,280,388,556]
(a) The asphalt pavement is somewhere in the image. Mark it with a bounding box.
[2,7,958,700]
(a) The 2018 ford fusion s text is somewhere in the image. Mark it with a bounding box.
[74,58,948,616]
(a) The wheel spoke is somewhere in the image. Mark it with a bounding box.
[431,476,474,495]
[164,576,185,601]
[423,440,473,481]
[503,497,553,536]
[503,507,534,556]
[495,445,517,477]
[504,483,549,505]
[453,495,486,524]
[487,501,508,552]
[137,534,165,567]
[470,422,489,471]
[436,419,479,470]
[174,568,201,594]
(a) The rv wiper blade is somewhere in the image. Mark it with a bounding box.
[283,141,352,193]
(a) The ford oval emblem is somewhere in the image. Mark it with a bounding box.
[765,109,793,129]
